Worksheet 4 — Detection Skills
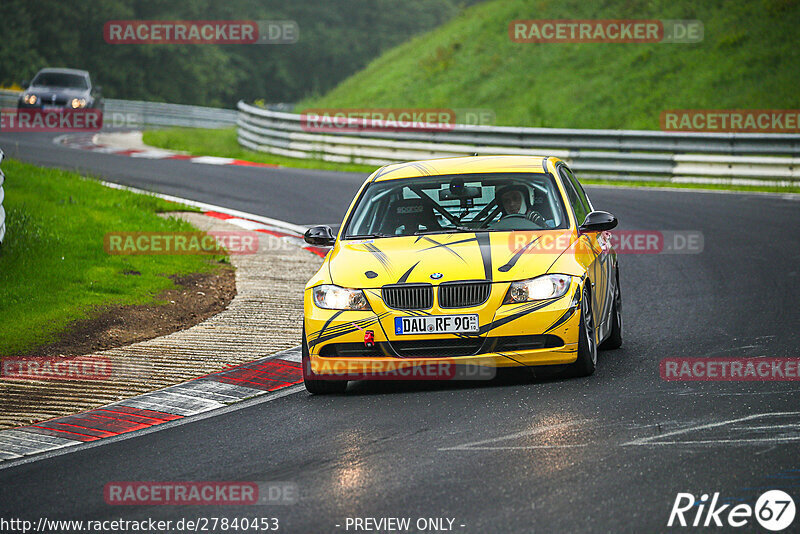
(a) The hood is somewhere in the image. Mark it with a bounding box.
[27,86,90,99]
[328,230,576,288]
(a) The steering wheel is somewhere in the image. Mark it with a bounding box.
[488,212,547,230]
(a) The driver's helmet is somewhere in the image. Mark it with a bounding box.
[496,185,530,215]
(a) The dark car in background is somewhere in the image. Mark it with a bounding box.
[18,68,103,112]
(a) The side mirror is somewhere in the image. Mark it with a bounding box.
[21,80,29,88]
[304,225,336,246]
[579,211,618,233]
[94,86,103,93]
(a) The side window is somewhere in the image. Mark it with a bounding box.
[563,167,593,213]
[559,167,589,225]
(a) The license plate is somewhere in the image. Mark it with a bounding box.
[42,105,62,111]
[395,315,479,335]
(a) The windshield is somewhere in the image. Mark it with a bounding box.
[31,72,88,89]
[343,173,569,238]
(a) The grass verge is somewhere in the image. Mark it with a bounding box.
[301,0,800,130]
[142,127,376,174]
[0,158,228,355]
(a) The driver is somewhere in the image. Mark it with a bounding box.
[497,186,546,225]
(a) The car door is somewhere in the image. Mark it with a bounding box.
[558,165,613,333]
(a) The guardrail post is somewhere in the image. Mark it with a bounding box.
[0,149,6,245]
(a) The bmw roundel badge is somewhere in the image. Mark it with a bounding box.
[430,273,443,280]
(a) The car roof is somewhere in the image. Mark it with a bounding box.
[369,155,558,182]
[34,68,90,77]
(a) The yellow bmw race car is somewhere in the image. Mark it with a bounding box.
[301,155,622,394]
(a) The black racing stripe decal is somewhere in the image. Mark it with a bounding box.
[364,243,392,273]
[498,237,541,273]
[311,312,389,340]
[315,310,344,343]
[397,261,420,284]
[371,162,419,181]
[479,299,560,335]
[544,289,581,333]
[419,236,467,263]
[476,232,493,280]
[309,321,377,349]
[308,314,389,349]
[543,306,577,333]
[411,162,433,176]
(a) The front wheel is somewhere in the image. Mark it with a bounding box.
[302,327,347,394]
[565,286,597,377]
[599,270,622,350]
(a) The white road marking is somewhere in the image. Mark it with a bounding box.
[438,421,585,451]
[627,437,800,446]
[441,444,589,450]
[623,412,800,446]
[189,156,236,165]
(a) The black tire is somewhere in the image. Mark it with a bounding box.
[565,286,597,378]
[599,270,622,350]
[302,327,347,394]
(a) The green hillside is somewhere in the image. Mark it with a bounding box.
[302,0,800,129]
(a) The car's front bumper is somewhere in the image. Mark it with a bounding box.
[303,281,582,378]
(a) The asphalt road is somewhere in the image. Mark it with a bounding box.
[2,132,799,533]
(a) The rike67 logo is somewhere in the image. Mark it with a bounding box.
[668,490,796,531]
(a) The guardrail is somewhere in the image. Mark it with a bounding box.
[236,101,800,185]
[105,99,236,129]
[0,149,6,244]
[0,89,235,129]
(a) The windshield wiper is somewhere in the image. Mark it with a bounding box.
[344,233,394,239]
[414,226,487,235]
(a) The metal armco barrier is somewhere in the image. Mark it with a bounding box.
[0,89,236,129]
[104,99,236,129]
[0,149,6,244]
[236,101,800,185]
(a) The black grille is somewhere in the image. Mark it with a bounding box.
[43,95,69,106]
[318,335,564,360]
[320,343,387,358]
[319,339,483,358]
[390,338,484,358]
[438,281,491,308]
[382,284,433,310]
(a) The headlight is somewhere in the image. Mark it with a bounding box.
[503,274,573,304]
[70,98,87,109]
[23,94,37,105]
[313,284,371,310]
